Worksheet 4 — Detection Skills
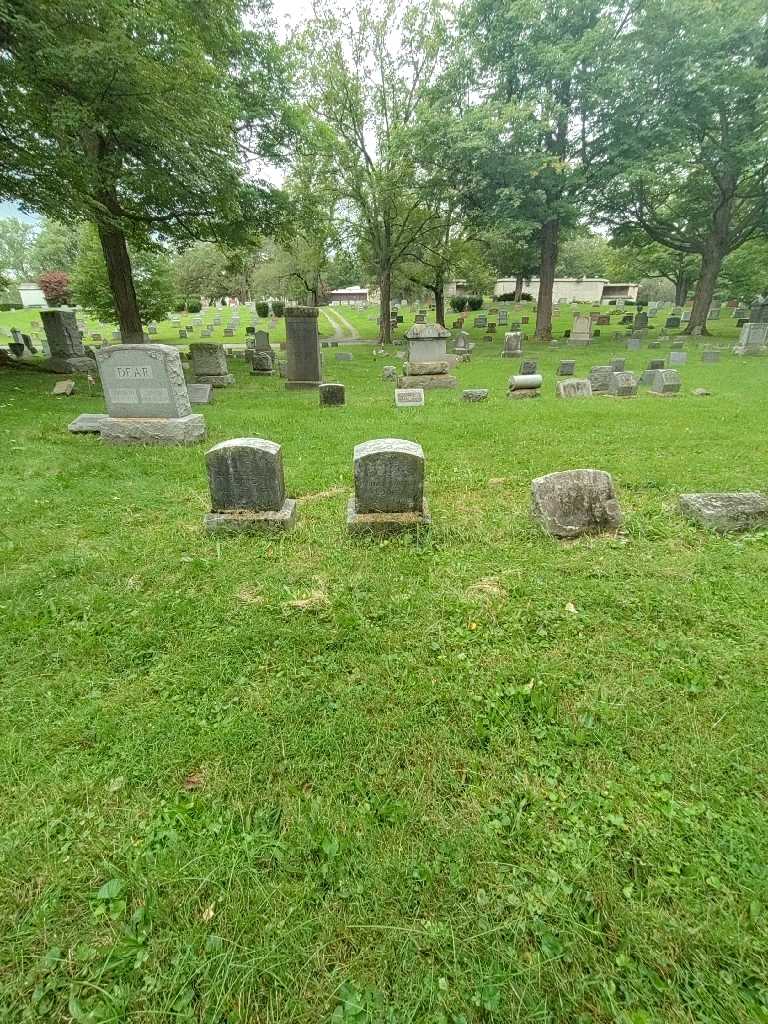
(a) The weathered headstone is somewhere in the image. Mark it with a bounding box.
[532,469,622,538]
[519,359,538,375]
[649,368,681,395]
[556,378,592,399]
[701,350,721,363]
[733,322,768,355]
[319,383,345,406]
[285,306,322,389]
[502,331,523,358]
[608,371,638,397]
[39,310,96,374]
[462,388,489,402]
[204,438,296,532]
[394,388,425,407]
[347,438,430,534]
[401,323,456,388]
[588,365,613,394]
[669,351,688,365]
[610,358,625,371]
[557,360,576,376]
[67,413,109,435]
[52,379,76,396]
[335,352,353,362]
[189,342,235,387]
[383,365,398,381]
[570,314,593,345]
[679,492,768,533]
[665,316,681,329]
[95,344,205,444]
[188,382,214,404]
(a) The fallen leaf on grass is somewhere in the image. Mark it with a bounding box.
[565,602,578,614]
[487,478,507,487]
[286,589,330,612]
[202,904,215,922]
[236,587,265,605]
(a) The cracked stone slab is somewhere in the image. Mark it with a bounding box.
[679,492,768,533]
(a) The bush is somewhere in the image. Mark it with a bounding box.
[255,301,269,318]
[466,295,483,311]
[186,299,202,313]
[272,300,285,317]
[0,302,22,311]
[38,271,72,307]
[173,300,186,312]
[449,296,467,313]
[494,290,533,302]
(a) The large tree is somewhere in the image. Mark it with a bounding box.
[300,0,452,343]
[463,0,629,340]
[608,228,700,307]
[596,0,768,334]
[0,0,292,342]
[31,218,81,276]
[0,217,36,280]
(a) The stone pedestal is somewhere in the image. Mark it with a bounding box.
[93,343,206,445]
[39,310,96,373]
[285,306,322,389]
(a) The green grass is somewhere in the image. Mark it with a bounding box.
[1,311,767,1023]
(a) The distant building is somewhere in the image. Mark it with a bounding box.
[328,285,369,305]
[445,280,471,298]
[494,277,639,303]
[18,282,46,307]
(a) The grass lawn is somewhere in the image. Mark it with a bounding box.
[1,308,767,1022]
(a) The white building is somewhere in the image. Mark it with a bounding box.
[493,277,639,303]
[18,282,46,307]
[327,285,369,305]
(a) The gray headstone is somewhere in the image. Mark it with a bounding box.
[319,383,345,406]
[462,388,489,402]
[608,371,638,397]
[52,379,75,396]
[665,316,681,328]
[353,438,424,513]
[96,344,193,418]
[519,359,538,375]
[669,351,688,365]
[557,360,576,376]
[589,365,613,393]
[679,492,768,533]
[610,358,625,371]
[394,388,425,407]
[650,369,681,394]
[502,332,523,357]
[188,382,214,404]
[285,306,322,389]
[206,437,286,511]
[189,342,234,385]
[383,365,398,381]
[701,350,720,363]
[556,378,592,399]
[532,469,622,538]
[335,352,353,362]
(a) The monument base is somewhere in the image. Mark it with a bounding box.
[570,337,592,346]
[195,373,235,387]
[68,413,109,435]
[41,356,97,374]
[204,499,297,533]
[346,496,431,536]
[397,374,457,389]
[501,351,522,359]
[250,368,274,376]
[100,414,206,445]
[507,389,541,400]
[285,380,321,390]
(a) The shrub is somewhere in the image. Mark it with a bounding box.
[449,296,467,313]
[186,299,202,313]
[255,301,269,318]
[494,290,533,302]
[173,300,186,312]
[0,302,22,311]
[272,300,285,317]
[38,271,72,306]
[520,291,533,302]
[466,295,483,311]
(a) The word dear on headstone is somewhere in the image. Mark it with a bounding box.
[95,343,206,445]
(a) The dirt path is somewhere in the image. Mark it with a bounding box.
[322,306,358,340]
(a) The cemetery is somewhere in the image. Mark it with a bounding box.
[1,0,768,1020]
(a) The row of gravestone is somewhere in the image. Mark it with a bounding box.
[200,437,768,539]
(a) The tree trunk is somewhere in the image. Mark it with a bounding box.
[514,272,524,302]
[96,222,144,344]
[434,280,445,327]
[379,268,392,344]
[685,247,724,336]
[536,219,559,342]
[674,272,689,308]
